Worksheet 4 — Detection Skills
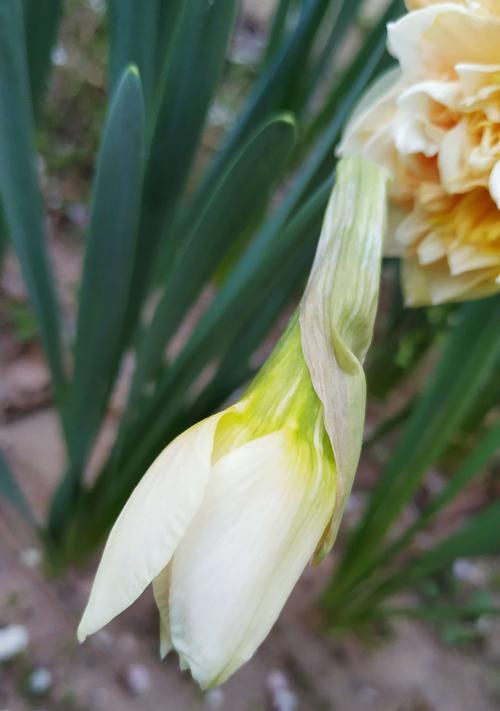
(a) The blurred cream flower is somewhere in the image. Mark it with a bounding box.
[78,158,388,688]
[339,0,500,305]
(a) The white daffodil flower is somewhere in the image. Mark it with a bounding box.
[78,157,388,688]
[339,0,500,305]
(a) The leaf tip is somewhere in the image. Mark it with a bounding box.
[126,63,140,79]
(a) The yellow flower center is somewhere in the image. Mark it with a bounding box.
[429,188,500,249]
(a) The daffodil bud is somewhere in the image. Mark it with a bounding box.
[300,157,388,556]
[78,157,388,688]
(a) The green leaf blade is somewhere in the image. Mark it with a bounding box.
[127,0,239,324]
[182,0,332,231]
[131,114,297,400]
[0,450,34,523]
[331,295,500,602]
[110,176,332,495]
[22,0,63,115]
[107,0,169,110]
[0,0,66,410]
[67,65,145,468]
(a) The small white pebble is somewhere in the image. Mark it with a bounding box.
[65,203,88,230]
[208,102,234,128]
[346,493,365,514]
[266,669,298,711]
[51,44,68,66]
[204,688,225,709]
[94,629,113,648]
[0,625,29,662]
[477,616,490,634]
[453,558,487,586]
[28,667,53,696]
[119,633,138,653]
[124,663,152,696]
[20,548,42,569]
[86,0,106,14]
[354,681,382,705]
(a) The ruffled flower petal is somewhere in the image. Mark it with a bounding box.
[340,0,500,304]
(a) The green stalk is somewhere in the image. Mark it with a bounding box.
[324,423,500,619]
[326,297,500,609]
[331,501,500,624]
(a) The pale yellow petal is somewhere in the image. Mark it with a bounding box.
[447,244,500,274]
[391,5,500,76]
[338,68,402,176]
[402,258,498,305]
[417,231,447,264]
[153,565,173,659]
[489,161,500,209]
[438,120,483,194]
[401,259,434,306]
[168,432,335,688]
[77,413,222,642]
[394,80,461,157]
[387,5,465,73]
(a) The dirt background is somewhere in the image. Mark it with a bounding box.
[1,410,500,710]
[1,0,500,709]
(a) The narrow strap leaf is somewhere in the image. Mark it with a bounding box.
[182,0,331,232]
[182,243,314,431]
[0,0,66,411]
[262,0,295,66]
[0,449,34,523]
[47,67,145,544]
[0,203,7,272]
[367,502,500,609]
[106,0,168,110]
[22,0,64,116]
[303,0,401,151]
[257,9,390,247]
[378,423,500,568]
[95,178,334,518]
[67,66,145,470]
[326,422,500,611]
[335,295,500,595]
[402,502,500,582]
[130,114,297,403]
[126,0,239,330]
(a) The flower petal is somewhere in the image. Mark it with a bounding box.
[338,68,402,174]
[417,231,447,264]
[394,81,461,157]
[153,565,173,659]
[168,431,335,688]
[387,4,462,73]
[390,4,500,75]
[489,161,500,209]
[77,413,222,642]
[402,258,499,305]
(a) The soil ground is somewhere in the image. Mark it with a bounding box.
[1,409,500,711]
